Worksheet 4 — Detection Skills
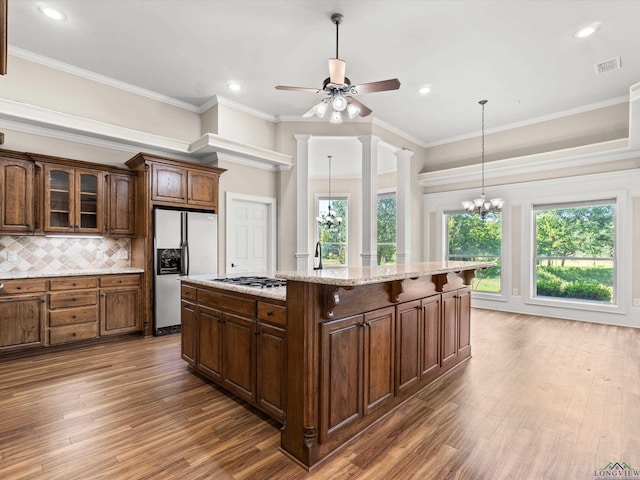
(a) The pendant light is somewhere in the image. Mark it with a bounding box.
[461,100,504,217]
[316,155,343,229]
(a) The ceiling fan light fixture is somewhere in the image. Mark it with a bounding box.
[346,102,361,119]
[332,95,347,112]
[329,58,346,85]
[330,110,343,124]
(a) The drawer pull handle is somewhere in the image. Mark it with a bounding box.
[72,283,77,287]
[16,286,22,290]
[72,298,77,302]
[72,315,77,319]
[72,332,77,336]
[266,311,273,316]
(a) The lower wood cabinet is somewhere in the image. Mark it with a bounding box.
[0,273,142,354]
[180,282,286,423]
[99,275,142,336]
[319,306,395,443]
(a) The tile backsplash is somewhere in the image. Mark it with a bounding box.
[0,236,131,273]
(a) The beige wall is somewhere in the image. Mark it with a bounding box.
[423,102,629,172]
[2,55,201,141]
[217,104,276,150]
[201,104,219,135]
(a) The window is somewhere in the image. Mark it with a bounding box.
[446,211,502,293]
[377,192,396,265]
[533,200,615,304]
[317,197,347,267]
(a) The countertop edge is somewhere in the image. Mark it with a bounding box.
[0,268,145,280]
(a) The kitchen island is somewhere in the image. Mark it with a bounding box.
[180,261,492,470]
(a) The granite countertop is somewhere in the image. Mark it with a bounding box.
[275,261,495,287]
[181,274,286,302]
[0,267,145,280]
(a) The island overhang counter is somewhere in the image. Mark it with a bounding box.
[275,261,492,469]
[180,261,492,470]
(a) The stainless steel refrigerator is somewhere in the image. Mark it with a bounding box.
[153,208,217,335]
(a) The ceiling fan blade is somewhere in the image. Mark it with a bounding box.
[352,78,401,95]
[275,85,322,93]
[345,96,373,117]
[328,58,346,85]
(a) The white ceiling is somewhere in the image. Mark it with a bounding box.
[6,0,640,147]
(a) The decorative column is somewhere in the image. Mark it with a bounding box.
[294,134,311,271]
[395,148,414,264]
[358,135,381,267]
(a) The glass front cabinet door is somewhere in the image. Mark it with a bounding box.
[44,165,103,234]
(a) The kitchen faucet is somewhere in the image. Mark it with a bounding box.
[314,241,323,270]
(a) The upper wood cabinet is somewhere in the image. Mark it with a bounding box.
[0,151,34,233]
[106,173,136,236]
[127,153,225,212]
[43,164,104,234]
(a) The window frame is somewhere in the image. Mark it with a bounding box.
[439,204,510,302]
[315,193,349,268]
[524,191,627,314]
[377,188,397,266]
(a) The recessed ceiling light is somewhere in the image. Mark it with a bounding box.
[37,3,67,21]
[574,22,601,39]
[227,82,242,92]
[418,85,432,95]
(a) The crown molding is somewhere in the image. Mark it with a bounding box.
[371,117,428,149]
[418,138,635,188]
[8,46,201,113]
[189,133,292,169]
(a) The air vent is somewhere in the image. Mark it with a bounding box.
[594,57,621,75]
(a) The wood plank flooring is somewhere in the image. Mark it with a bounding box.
[1,309,639,479]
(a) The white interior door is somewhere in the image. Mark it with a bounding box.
[227,194,276,274]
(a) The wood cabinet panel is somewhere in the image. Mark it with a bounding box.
[222,313,256,402]
[49,322,97,345]
[256,321,286,421]
[0,156,34,233]
[100,287,140,335]
[107,173,135,236]
[0,279,46,294]
[457,288,471,358]
[151,164,187,204]
[257,301,286,326]
[187,170,218,208]
[421,295,441,379]
[197,306,223,381]
[49,291,98,310]
[99,274,141,288]
[197,289,255,317]
[319,314,363,444]
[441,291,458,370]
[180,301,197,367]
[395,300,420,395]
[0,294,45,349]
[49,306,98,327]
[363,307,395,415]
[49,277,98,291]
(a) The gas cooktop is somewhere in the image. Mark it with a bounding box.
[212,276,286,289]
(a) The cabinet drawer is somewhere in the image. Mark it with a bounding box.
[181,285,197,302]
[49,323,97,345]
[100,274,141,288]
[49,277,98,291]
[257,302,287,327]
[197,288,256,317]
[49,306,98,327]
[0,279,47,294]
[49,291,98,309]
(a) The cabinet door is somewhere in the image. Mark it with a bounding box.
[181,301,197,367]
[395,300,421,395]
[256,321,286,421]
[363,307,395,415]
[221,312,255,402]
[441,291,459,370]
[421,295,441,380]
[0,158,34,233]
[187,170,218,209]
[457,288,471,359]
[319,314,363,444]
[100,287,140,335]
[108,174,135,236]
[75,169,104,233]
[44,164,74,232]
[0,294,45,350]
[197,306,223,381]
[151,164,187,204]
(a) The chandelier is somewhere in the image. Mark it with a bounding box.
[316,155,343,229]
[462,99,504,217]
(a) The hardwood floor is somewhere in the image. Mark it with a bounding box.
[1,309,639,479]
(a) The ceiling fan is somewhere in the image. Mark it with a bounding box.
[275,13,400,124]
